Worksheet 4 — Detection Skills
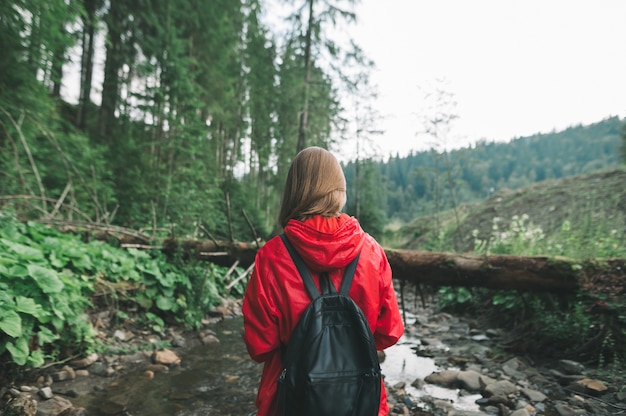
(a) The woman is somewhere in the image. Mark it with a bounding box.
[243,146,404,416]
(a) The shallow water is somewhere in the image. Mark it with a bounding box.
[74,315,479,415]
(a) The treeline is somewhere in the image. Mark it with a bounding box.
[0,0,372,240]
[2,1,625,244]
[344,117,625,232]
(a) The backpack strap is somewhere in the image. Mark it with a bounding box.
[280,234,361,299]
[338,253,360,296]
[280,234,320,300]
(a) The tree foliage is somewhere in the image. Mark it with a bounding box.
[345,117,623,223]
[0,0,364,239]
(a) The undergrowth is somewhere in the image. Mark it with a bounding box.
[0,213,245,383]
[436,214,626,374]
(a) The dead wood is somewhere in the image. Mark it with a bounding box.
[384,249,626,294]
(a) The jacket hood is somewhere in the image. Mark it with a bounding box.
[283,213,364,272]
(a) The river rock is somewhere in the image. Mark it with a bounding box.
[58,407,87,415]
[51,370,69,382]
[424,370,459,387]
[510,409,530,416]
[36,395,73,416]
[69,353,98,369]
[483,379,517,397]
[554,402,587,416]
[38,387,54,400]
[201,334,220,345]
[62,365,76,380]
[457,370,482,392]
[152,348,181,365]
[87,361,110,377]
[568,378,608,396]
[558,359,585,375]
[521,387,546,402]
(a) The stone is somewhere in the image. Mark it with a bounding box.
[457,370,482,392]
[554,402,587,416]
[549,369,585,384]
[510,409,530,416]
[478,374,497,389]
[62,365,76,380]
[113,329,127,340]
[39,386,54,399]
[36,395,73,416]
[471,334,489,342]
[200,334,220,345]
[152,348,181,365]
[51,370,69,382]
[393,381,406,389]
[502,364,525,379]
[88,362,109,377]
[146,363,170,373]
[573,378,608,396]
[522,387,547,402]
[558,359,585,375]
[411,378,425,389]
[484,380,517,397]
[424,370,459,387]
[69,353,98,369]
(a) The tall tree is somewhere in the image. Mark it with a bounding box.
[280,0,358,153]
[76,0,102,129]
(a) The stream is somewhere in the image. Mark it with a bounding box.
[72,312,481,415]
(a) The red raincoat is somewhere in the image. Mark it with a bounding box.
[243,214,404,416]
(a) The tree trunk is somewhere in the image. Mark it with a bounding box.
[98,0,124,139]
[297,0,314,153]
[384,249,582,293]
[157,238,626,295]
[62,224,626,295]
[77,0,98,129]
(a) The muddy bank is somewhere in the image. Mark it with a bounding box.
[2,293,626,416]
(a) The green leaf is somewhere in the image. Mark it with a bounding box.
[135,293,153,309]
[15,296,42,317]
[0,238,44,260]
[0,310,22,337]
[37,326,59,345]
[28,265,64,294]
[157,272,176,288]
[8,264,29,278]
[6,337,29,365]
[27,349,45,368]
[156,296,174,311]
[49,251,66,268]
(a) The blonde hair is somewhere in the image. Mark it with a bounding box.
[278,147,347,228]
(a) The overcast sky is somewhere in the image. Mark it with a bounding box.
[338,0,626,159]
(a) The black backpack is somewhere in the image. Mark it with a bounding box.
[277,234,381,416]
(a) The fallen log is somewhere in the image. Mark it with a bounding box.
[160,238,626,294]
[58,220,620,295]
[385,249,626,295]
[160,238,259,269]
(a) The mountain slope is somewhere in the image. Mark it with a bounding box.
[387,167,626,254]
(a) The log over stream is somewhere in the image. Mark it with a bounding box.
[157,237,626,295]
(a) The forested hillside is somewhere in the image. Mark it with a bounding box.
[0,0,375,240]
[344,117,624,232]
[1,1,625,243]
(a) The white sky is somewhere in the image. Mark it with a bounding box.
[338,0,626,159]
